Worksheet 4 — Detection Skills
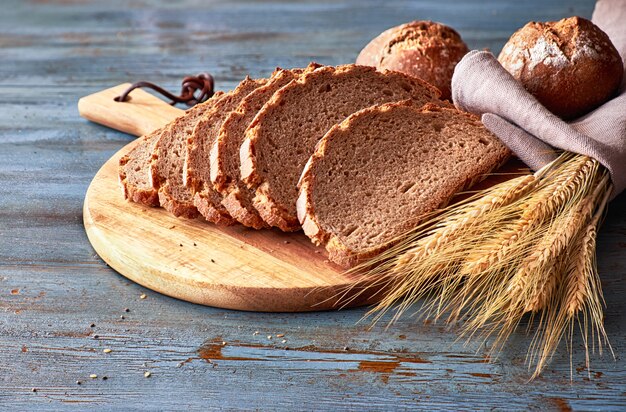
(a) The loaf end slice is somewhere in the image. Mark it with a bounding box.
[241,64,442,232]
[118,129,163,207]
[297,101,510,267]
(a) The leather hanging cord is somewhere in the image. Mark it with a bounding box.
[114,73,215,107]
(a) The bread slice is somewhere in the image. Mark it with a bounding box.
[118,127,164,207]
[297,102,510,267]
[150,93,226,220]
[210,64,320,229]
[240,64,442,232]
[185,77,268,224]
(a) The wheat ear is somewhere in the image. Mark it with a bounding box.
[461,156,596,277]
[342,153,611,379]
[362,173,538,325]
[462,163,605,346]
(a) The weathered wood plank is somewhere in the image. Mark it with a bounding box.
[2,0,625,410]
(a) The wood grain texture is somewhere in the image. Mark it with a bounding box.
[2,0,625,410]
[78,84,184,137]
[85,140,379,312]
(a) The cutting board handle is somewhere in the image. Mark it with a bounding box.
[78,84,185,137]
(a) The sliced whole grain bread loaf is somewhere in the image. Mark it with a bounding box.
[297,102,510,267]
[240,64,442,232]
[118,90,225,209]
[210,64,320,229]
[118,127,165,207]
[185,76,268,224]
[149,93,227,220]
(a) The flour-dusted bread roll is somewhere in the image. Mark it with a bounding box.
[356,21,469,100]
[498,16,623,120]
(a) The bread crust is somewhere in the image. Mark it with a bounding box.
[498,16,623,119]
[356,21,469,100]
[193,193,236,225]
[241,64,442,232]
[297,101,510,268]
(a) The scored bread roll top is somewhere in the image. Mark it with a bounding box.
[498,16,623,120]
[356,20,469,100]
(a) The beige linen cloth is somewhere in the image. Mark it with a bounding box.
[451,0,626,196]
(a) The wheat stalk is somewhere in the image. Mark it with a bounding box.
[522,195,596,313]
[399,174,538,265]
[361,172,541,325]
[346,152,612,378]
[506,195,595,312]
[461,156,596,277]
[459,164,609,366]
[565,220,598,316]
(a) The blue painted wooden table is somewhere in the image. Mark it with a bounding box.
[1,0,625,410]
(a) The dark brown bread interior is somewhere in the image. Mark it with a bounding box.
[186,77,268,224]
[210,65,319,229]
[240,64,442,232]
[297,102,510,267]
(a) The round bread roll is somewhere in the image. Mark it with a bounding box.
[356,21,469,100]
[498,16,623,120]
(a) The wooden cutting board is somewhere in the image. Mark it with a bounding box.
[80,85,382,312]
[79,84,528,312]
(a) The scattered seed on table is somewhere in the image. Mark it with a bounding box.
[267,335,272,340]
[179,243,183,247]
[120,315,125,320]
[103,348,112,353]
[90,374,97,379]
[221,341,227,346]
[102,376,108,381]
[124,308,130,313]
[90,323,95,328]
[276,334,284,338]
[210,259,215,263]
[140,294,147,300]
[76,381,81,385]
[144,371,151,378]
[193,243,197,247]
[93,335,99,339]
[31,388,37,392]
[253,331,259,336]
[281,339,287,344]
